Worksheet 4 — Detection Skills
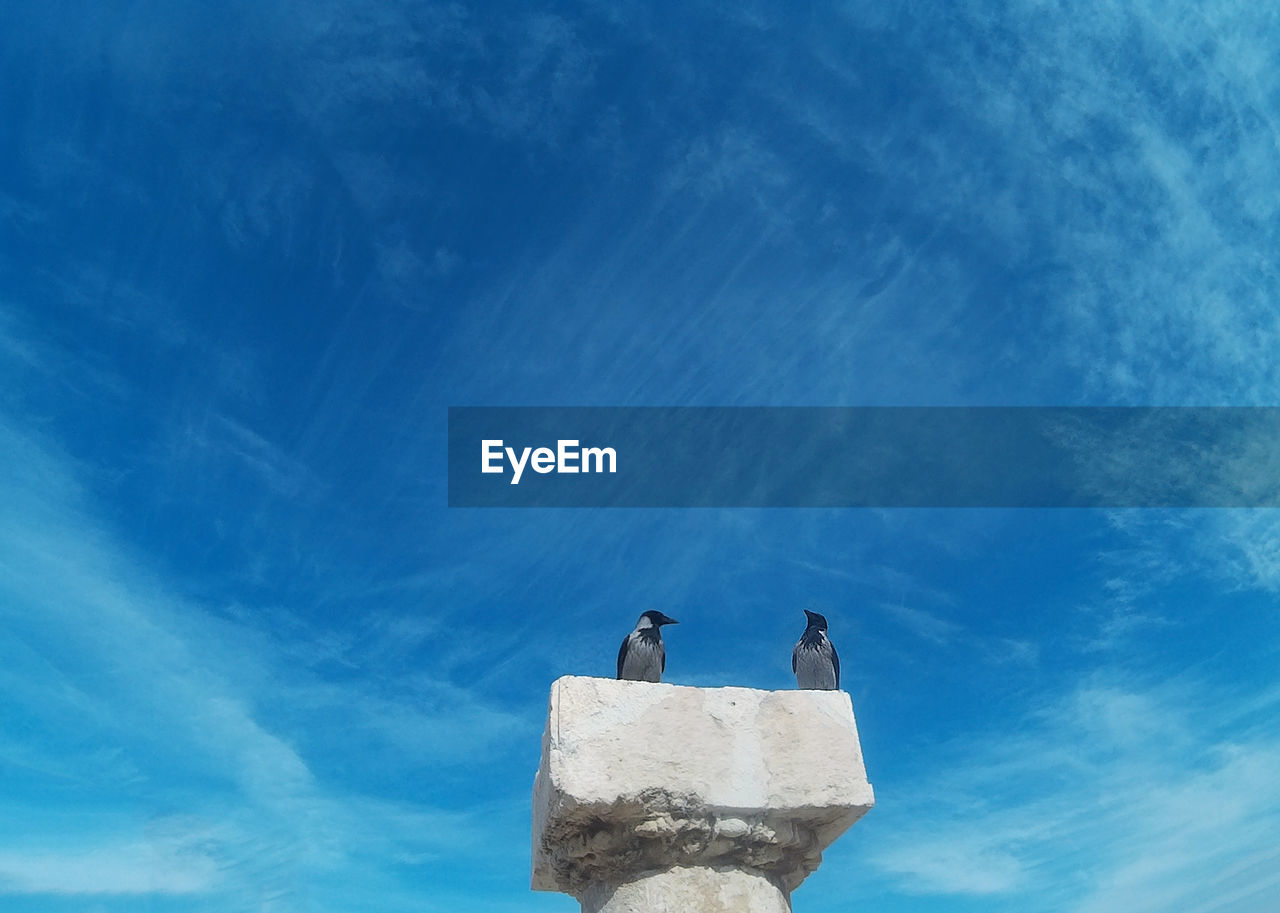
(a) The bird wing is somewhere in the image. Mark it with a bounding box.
[659,639,666,673]
[831,641,840,688]
[617,635,630,679]
[791,643,799,674]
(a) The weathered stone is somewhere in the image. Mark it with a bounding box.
[531,675,874,907]
[581,866,791,913]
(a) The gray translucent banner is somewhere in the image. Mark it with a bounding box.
[447,407,1280,507]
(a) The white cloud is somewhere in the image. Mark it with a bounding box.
[0,413,530,903]
[873,839,1027,895]
[0,837,218,895]
[868,675,1280,911]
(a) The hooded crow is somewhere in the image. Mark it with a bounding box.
[792,609,840,690]
[617,611,679,682]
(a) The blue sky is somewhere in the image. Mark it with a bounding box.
[2,1,1279,911]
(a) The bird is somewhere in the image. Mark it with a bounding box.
[792,609,840,690]
[617,611,679,682]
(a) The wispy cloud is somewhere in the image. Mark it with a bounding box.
[878,602,963,645]
[1084,508,1280,653]
[0,830,219,895]
[873,838,1026,895]
[926,2,1280,405]
[0,413,529,905]
[873,597,1038,667]
[867,674,1280,912]
[294,3,598,149]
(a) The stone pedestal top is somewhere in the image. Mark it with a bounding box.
[531,676,875,897]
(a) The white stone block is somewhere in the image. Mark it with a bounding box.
[531,676,875,899]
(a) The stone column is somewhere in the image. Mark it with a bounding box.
[531,676,875,912]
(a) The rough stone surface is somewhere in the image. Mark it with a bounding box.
[531,676,874,897]
[581,866,791,913]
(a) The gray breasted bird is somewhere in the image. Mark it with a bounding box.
[792,609,840,690]
[617,611,679,682]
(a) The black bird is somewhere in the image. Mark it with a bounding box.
[617,611,679,682]
[792,609,840,690]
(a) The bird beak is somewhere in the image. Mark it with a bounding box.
[664,617,679,625]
